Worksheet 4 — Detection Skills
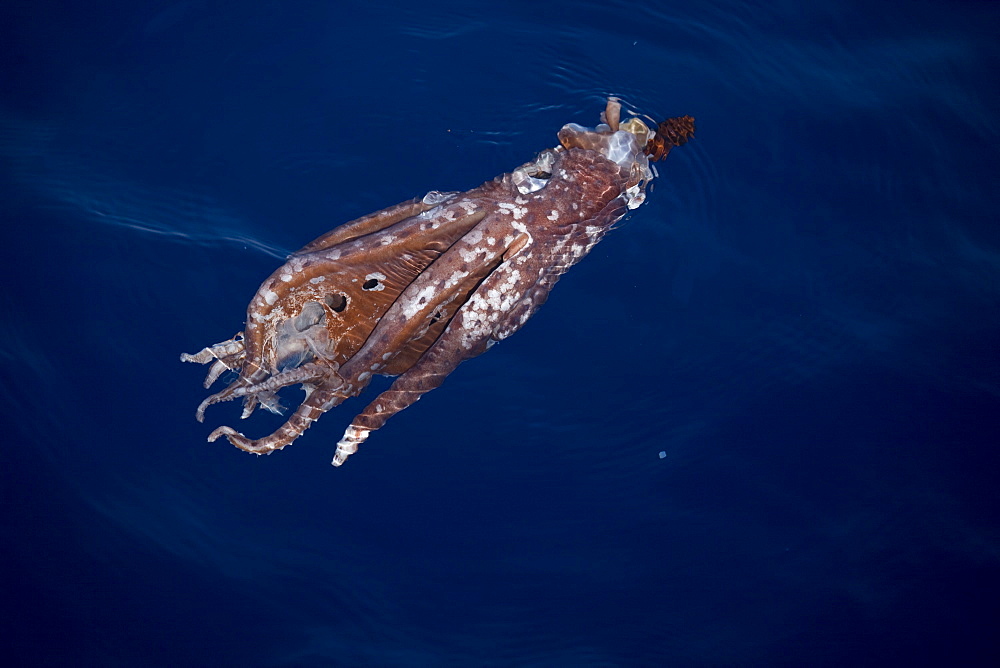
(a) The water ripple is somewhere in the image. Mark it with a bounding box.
[1,110,288,259]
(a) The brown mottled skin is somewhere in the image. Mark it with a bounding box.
[181,100,694,465]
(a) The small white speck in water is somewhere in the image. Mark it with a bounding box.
[658,451,666,459]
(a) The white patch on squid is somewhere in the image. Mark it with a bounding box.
[333,425,370,465]
[417,208,444,229]
[422,190,455,205]
[363,271,386,291]
[459,298,492,350]
[511,220,531,237]
[379,235,396,245]
[485,270,522,310]
[445,270,469,289]
[464,228,483,245]
[280,274,292,282]
[309,276,326,284]
[459,200,477,214]
[263,289,278,305]
[457,269,523,349]
[401,285,438,318]
[625,186,646,209]
[547,210,559,221]
[514,173,548,194]
[497,202,528,220]
[459,245,490,263]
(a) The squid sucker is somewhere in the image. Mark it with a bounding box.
[181,98,695,466]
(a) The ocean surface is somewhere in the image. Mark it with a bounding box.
[3,1,998,665]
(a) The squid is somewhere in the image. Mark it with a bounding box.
[182,98,694,466]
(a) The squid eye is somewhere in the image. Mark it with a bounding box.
[324,293,347,312]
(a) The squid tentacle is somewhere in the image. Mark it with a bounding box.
[180,334,245,365]
[181,334,247,389]
[333,214,510,385]
[333,333,462,466]
[195,383,244,423]
[203,357,242,389]
[195,362,341,422]
[234,362,340,398]
[194,368,266,423]
[333,246,533,466]
[209,385,345,454]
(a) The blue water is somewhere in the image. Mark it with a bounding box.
[3,1,999,665]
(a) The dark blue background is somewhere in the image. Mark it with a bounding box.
[3,1,998,665]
